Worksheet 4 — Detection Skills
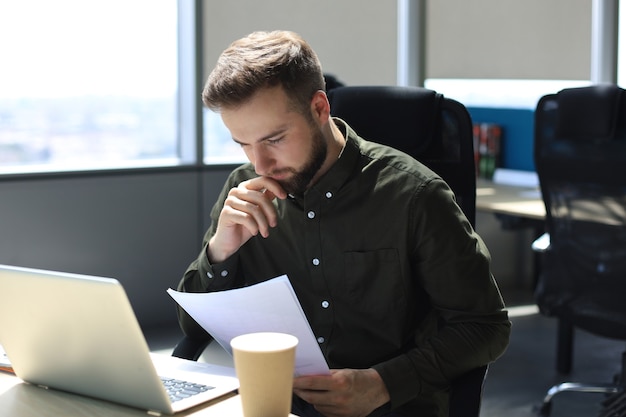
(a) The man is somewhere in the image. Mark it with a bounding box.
[177,30,510,417]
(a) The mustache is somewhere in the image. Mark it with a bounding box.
[267,168,296,177]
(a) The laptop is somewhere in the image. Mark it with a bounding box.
[0,264,239,415]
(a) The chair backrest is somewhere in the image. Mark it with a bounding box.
[534,84,626,338]
[327,85,476,227]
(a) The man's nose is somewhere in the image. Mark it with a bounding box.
[251,146,272,176]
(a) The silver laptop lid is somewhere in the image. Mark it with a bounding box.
[0,264,176,413]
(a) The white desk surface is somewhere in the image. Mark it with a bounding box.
[0,371,296,417]
[476,179,545,221]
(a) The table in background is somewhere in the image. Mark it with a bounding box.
[476,179,545,221]
[476,179,546,288]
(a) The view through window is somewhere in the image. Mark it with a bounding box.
[203,109,246,164]
[0,1,178,173]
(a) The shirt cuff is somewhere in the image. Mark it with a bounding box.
[372,354,421,409]
[198,242,240,290]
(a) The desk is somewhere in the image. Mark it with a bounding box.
[476,179,545,221]
[476,179,545,288]
[0,371,296,417]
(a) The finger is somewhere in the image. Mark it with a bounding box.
[240,177,288,230]
[222,177,285,238]
[224,193,274,237]
[293,374,334,391]
[293,389,345,417]
[240,188,280,233]
[219,202,262,237]
[244,176,288,200]
[293,388,333,407]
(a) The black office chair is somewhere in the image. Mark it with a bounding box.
[174,85,485,417]
[532,84,626,416]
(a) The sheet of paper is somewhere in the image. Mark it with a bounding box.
[167,275,329,377]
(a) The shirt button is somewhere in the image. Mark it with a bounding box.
[325,191,333,199]
[321,300,330,308]
[312,258,320,266]
[220,270,228,277]
[317,337,325,344]
[206,271,213,279]
[307,211,315,219]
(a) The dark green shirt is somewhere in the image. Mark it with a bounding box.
[178,119,511,416]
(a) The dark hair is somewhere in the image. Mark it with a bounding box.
[202,30,325,115]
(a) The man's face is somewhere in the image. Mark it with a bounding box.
[221,86,327,195]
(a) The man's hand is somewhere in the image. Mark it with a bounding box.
[208,177,287,263]
[293,369,390,417]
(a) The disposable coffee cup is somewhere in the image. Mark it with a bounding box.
[230,332,298,417]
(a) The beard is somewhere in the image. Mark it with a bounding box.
[273,124,327,196]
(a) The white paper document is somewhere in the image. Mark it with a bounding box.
[167,275,329,377]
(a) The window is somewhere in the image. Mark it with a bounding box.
[424,79,589,110]
[619,2,626,86]
[0,0,179,173]
[203,109,245,164]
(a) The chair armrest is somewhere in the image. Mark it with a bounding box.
[532,232,551,253]
[171,335,212,361]
[449,364,489,417]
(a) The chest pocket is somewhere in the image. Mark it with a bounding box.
[342,248,407,317]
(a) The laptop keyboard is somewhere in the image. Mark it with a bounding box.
[160,376,215,403]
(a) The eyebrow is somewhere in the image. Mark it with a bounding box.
[232,126,289,146]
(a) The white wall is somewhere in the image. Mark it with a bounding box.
[201,1,398,86]
[201,0,591,86]
[427,0,591,80]
[203,0,396,85]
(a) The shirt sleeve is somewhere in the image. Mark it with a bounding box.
[175,170,248,338]
[373,179,511,409]
[176,242,243,338]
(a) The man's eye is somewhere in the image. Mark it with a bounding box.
[267,137,284,145]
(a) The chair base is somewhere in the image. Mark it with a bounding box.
[537,351,626,417]
[599,389,626,417]
[537,382,619,417]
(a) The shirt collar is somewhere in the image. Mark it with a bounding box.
[295,118,362,202]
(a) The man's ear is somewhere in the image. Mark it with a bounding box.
[310,90,331,123]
